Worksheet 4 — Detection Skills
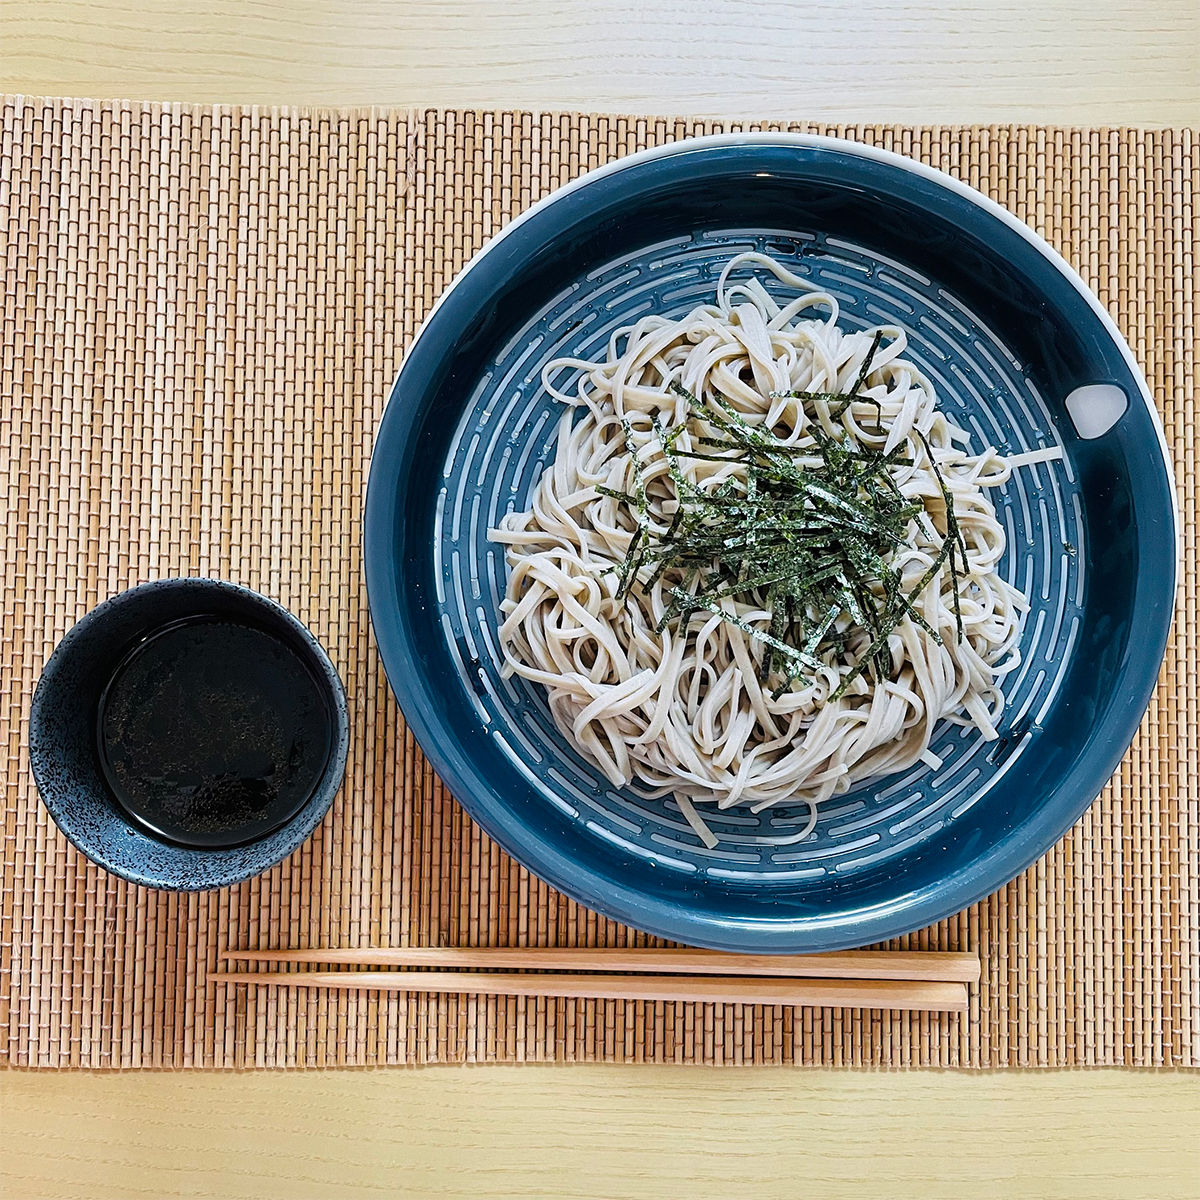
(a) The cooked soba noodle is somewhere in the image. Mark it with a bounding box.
[491,253,1059,847]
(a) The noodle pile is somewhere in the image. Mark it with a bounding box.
[491,253,1057,846]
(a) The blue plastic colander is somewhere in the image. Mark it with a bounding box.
[364,135,1176,952]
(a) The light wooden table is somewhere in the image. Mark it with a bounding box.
[2,0,1199,124]
[2,1068,1197,1200]
[2,4,1199,1199]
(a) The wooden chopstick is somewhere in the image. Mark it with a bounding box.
[220,946,980,983]
[208,970,968,1012]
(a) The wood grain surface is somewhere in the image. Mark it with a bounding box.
[2,0,1198,124]
[3,1067,1199,1200]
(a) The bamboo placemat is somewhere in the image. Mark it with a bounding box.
[1,98,1196,1068]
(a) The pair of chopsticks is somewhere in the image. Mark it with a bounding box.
[211,946,979,1012]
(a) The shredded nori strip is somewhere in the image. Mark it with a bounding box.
[599,368,966,699]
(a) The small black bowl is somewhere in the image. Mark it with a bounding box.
[29,578,349,891]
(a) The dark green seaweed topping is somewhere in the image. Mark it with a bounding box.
[604,365,966,700]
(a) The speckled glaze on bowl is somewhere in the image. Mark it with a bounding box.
[28,578,349,891]
[365,134,1177,952]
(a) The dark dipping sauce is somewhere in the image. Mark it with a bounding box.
[97,617,334,848]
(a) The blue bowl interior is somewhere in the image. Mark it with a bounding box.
[29,578,350,891]
[365,140,1175,951]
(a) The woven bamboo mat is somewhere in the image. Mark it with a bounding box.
[1,98,1196,1068]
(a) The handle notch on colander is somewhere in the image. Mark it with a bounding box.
[1064,383,1128,439]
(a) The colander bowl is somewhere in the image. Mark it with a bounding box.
[364,134,1176,953]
